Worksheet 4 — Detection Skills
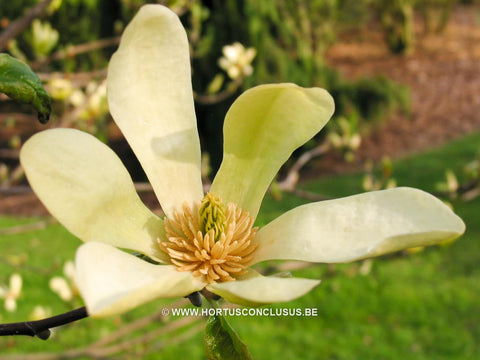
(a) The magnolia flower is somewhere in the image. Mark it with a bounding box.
[363,158,397,192]
[218,42,256,79]
[0,273,22,312]
[79,80,108,120]
[30,19,59,59]
[20,5,464,318]
[328,117,362,152]
[47,78,75,101]
[30,305,52,321]
[49,260,78,302]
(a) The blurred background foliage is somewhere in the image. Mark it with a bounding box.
[0,0,471,178]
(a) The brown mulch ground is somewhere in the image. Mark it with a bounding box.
[318,4,480,174]
[1,5,479,216]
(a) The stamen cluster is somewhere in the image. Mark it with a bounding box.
[160,193,258,283]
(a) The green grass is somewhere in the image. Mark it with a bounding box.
[1,132,480,359]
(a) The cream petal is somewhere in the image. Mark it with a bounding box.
[20,128,168,262]
[251,187,466,265]
[107,5,203,218]
[206,271,320,306]
[210,84,334,218]
[76,242,205,317]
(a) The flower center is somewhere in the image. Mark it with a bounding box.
[199,192,226,242]
[160,193,258,283]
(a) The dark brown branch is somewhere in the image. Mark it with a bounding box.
[0,307,88,340]
[0,185,33,195]
[0,148,20,159]
[0,0,53,51]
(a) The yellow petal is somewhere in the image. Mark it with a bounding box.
[107,4,203,217]
[20,129,167,262]
[251,187,466,264]
[76,242,205,317]
[211,84,334,218]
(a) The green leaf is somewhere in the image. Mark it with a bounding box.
[204,314,253,360]
[0,53,52,123]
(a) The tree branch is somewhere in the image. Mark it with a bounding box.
[277,142,330,191]
[0,307,88,340]
[0,0,53,51]
[31,37,120,69]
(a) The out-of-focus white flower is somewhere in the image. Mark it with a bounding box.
[30,305,52,321]
[80,80,108,120]
[49,261,78,302]
[47,78,108,118]
[49,277,73,302]
[31,19,59,59]
[47,78,86,108]
[218,42,256,80]
[47,78,75,101]
[363,158,397,191]
[0,273,22,312]
[69,89,87,108]
[435,169,460,199]
[359,259,373,276]
[328,117,362,161]
[446,170,459,194]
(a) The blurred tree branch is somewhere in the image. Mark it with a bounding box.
[0,218,55,235]
[277,142,330,192]
[0,0,53,52]
[31,37,120,70]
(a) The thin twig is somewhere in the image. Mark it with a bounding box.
[0,218,56,235]
[289,188,330,202]
[462,187,480,201]
[0,112,38,124]
[37,69,107,85]
[0,307,87,339]
[277,142,330,191]
[31,37,120,69]
[57,79,106,128]
[432,179,479,201]
[134,182,153,193]
[0,185,32,194]
[0,149,19,159]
